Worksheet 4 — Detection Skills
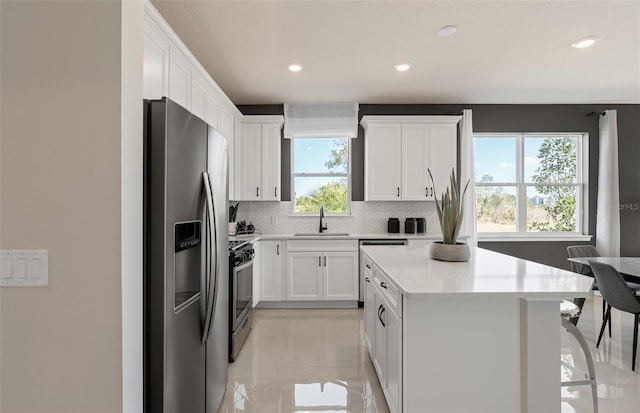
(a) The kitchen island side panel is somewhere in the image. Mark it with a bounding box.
[403,297,521,413]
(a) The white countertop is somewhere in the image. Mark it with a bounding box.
[361,245,594,299]
[230,233,446,242]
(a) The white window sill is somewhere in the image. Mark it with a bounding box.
[478,234,593,242]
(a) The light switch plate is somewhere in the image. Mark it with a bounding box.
[0,250,48,286]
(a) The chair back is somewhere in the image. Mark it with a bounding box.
[567,245,599,275]
[590,261,640,315]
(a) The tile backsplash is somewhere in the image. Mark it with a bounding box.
[230,201,439,235]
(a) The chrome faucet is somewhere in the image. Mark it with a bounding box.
[319,205,328,233]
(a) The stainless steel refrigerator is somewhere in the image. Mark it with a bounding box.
[144,98,228,413]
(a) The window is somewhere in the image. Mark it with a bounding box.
[291,138,351,215]
[473,133,587,236]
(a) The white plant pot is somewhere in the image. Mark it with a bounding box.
[228,222,237,235]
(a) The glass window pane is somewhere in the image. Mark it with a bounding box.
[524,136,577,183]
[475,186,516,232]
[473,137,517,183]
[294,177,348,213]
[526,186,577,232]
[293,138,348,174]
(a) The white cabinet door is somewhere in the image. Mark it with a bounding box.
[363,269,375,353]
[385,305,402,413]
[428,123,458,200]
[205,93,220,129]
[260,123,281,201]
[231,116,241,201]
[323,252,358,300]
[190,71,207,121]
[168,48,190,109]
[239,123,262,200]
[372,290,387,380]
[143,22,168,99]
[219,109,234,199]
[365,123,402,201]
[259,241,282,301]
[401,124,431,200]
[287,252,323,300]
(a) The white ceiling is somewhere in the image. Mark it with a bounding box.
[151,0,640,105]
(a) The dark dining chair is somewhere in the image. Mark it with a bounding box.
[567,245,640,331]
[590,261,640,371]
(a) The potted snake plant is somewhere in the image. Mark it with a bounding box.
[428,168,471,262]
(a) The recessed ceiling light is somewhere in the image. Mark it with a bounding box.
[438,25,457,36]
[288,64,303,72]
[571,37,597,49]
[394,63,412,72]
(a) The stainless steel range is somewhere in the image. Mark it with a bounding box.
[228,240,254,362]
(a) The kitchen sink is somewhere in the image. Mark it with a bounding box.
[294,232,350,236]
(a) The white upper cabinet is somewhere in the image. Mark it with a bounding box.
[142,19,169,99]
[237,116,284,201]
[168,49,190,109]
[239,122,262,200]
[362,116,461,201]
[428,123,458,199]
[401,123,431,200]
[260,123,282,201]
[231,116,241,201]
[189,71,207,121]
[364,123,402,200]
[143,3,241,126]
[205,93,220,129]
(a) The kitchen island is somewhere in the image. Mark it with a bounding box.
[360,245,594,413]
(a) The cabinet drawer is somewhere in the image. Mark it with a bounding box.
[373,265,401,316]
[288,239,358,252]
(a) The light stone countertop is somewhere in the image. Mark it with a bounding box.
[230,233,448,242]
[361,245,594,299]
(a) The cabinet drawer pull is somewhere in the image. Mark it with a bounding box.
[324,256,327,267]
[256,187,259,197]
[426,187,428,197]
[380,281,388,289]
[365,264,371,269]
[319,256,322,267]
[378,304,386,327]
[397,187,400,197]
[276,244,279,255]
[274,187,278,197]
[430,187,433,197]
[365,277,371,282]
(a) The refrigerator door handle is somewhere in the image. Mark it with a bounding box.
[202,172,218,343]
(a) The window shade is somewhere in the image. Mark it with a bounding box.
[284,102,359,139]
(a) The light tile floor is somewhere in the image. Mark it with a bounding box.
[562,295,640,413]
[219,296,640,413]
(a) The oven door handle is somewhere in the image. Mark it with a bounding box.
[234,259,253,273]
[201,172,218,344]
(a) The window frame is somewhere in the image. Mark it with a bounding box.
[473,132,590,239]
[290,137,352,216]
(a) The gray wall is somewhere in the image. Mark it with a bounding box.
[238,104,640,268]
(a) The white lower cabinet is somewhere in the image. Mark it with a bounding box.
[287,251,358,301]
[286,240,358,301]
[366,264,402,413]
[287,252,323,300]
[323,252,359,300]
[258,240,283,302]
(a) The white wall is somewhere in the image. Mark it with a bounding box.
[0,1,134,410]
